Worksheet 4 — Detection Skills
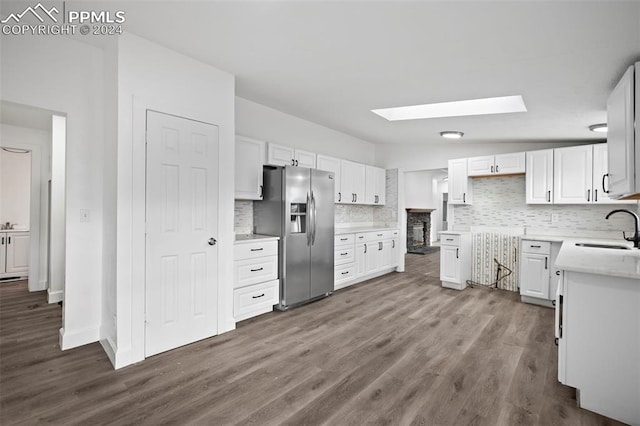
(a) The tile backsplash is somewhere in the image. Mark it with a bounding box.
[234,200,253,235]
[452,176,639,237]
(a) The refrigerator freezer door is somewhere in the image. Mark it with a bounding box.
[309,169,335,298]
[283,167,312,306]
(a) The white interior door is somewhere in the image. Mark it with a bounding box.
[145,111,219,357]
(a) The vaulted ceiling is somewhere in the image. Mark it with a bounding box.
[95,1,640,145]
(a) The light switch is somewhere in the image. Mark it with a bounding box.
[80,209,90,222]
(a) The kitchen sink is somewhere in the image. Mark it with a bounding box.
[574,243,631,250]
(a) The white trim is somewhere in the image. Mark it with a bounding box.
[100,338,116,366]
[59,326,99,350]
[47,288,63,303]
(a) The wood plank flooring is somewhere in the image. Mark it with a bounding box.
[0,253,624,425]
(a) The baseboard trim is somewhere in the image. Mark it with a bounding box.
[59,326,99,350]
[47,288,63,303]
[100,338,117,367]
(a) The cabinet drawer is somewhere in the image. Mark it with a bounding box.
[390,229,399,238]
[234,256,278,288]
[522,240,551,254]
[234,279,279,320]
[335,234,355,246]
[334,247,355,265]
[335,264,355,285]
[234,240,278,261]
[441,234,461,246]
[358,230,393,242]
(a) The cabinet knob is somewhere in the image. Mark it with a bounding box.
[208,238,217,246]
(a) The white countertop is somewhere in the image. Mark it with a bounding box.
[439,230,471,236]
[555,238,640,280]
[234,234,279,244]
[335,226,398,235]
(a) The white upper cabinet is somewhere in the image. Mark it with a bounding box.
[592,143,636,204]
[553,145,593,204]
[294,149,316,168]
[316,154,342,203]
[495,152,526,174]
[365,166,386,205]
[448,158,472,204]
[235,136,265,200]
[341,160,366,204]
[266,142,316,168]
[606,64,638,199]
[526,149,554,204]
[266,143,295,166]
[467,152,525,177]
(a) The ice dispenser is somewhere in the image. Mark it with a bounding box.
[290,203,307,233]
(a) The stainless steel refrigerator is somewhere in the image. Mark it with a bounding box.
[254,166,335,310]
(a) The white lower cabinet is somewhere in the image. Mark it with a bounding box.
[233,238,279,321]
[439,232,471,290]
[519,240,560,306]
[0,231,30,278]
[336,229,399,290]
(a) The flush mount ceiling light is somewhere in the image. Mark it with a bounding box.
[589,123,608,133]
[440,131,464,139]
[371,95,527,121]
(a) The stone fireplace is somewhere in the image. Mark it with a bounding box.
[406,209,434,254]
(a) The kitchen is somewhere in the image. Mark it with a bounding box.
[1,1,639,424]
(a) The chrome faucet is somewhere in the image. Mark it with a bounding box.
[606,209,640,248]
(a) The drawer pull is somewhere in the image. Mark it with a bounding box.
[446,238,453,241]
[340,238,348,241]
[341,271,349,275]
[252,293,265,299]
[358,236,364,239]
[250,248,264,252]
[340,252,348,256]
[530,245,541,248]
[377,233,383,236]
[250,267,264,272]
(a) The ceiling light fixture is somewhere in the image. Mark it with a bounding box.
[588,123,608,133]
[371,95,527,121]
[440,131,464,139]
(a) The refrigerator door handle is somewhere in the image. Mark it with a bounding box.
[306,192,311,246]
[311,190,317,245]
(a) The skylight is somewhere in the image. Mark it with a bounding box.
[371,95,527,121]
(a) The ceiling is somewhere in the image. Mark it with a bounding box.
[96,2,639,145]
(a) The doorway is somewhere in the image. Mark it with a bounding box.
[144,110,220,357]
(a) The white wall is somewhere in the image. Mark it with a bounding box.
[236,97,375,164]
[0,150,31,228]
[1,35,105,350]
[375,141,590,171]
[0,124,51,291]
[111,33,235,369]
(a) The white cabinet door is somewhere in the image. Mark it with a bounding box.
[378,240,392,270]
[520,252,550,299]
[390,237,399,267]
[365,165,386,205]
[342,160,366,204]
[355,242,367,278]
[440,245,460,283]
[295,149,316,168]
[606,65,636,198]
[375,167,386,205]
[526,149,554,204]
[448,158,471,204]
[592,144,636,204]
[0,233,6,274]
[235,136,265,200]
[317,155,342,203]
[495,152,525,174]
[5,233,30,274]
[467,155,494,176]
[554,145,593,204]
[266,143,295,166]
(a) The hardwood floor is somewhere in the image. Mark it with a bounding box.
[0,253,623,425]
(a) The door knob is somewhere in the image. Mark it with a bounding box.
[208,238,217,246]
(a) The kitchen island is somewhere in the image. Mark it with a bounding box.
[554,241,640,425]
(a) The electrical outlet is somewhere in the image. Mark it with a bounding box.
[80,209,90,222]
